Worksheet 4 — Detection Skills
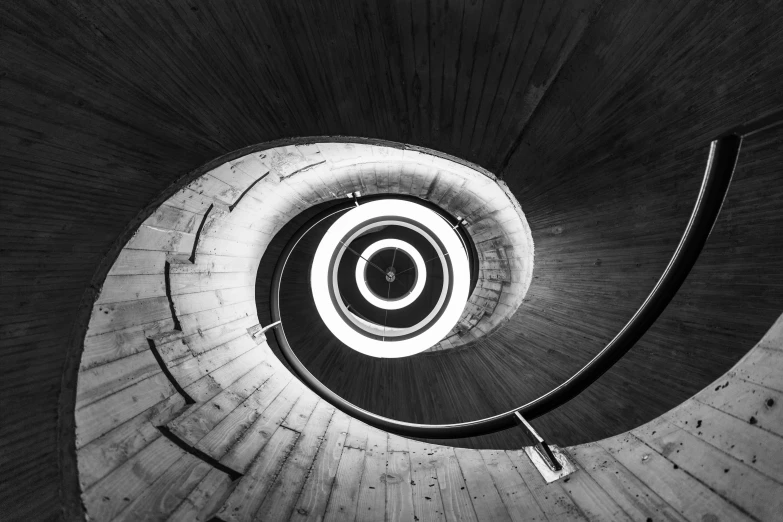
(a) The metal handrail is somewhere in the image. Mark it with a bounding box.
[270,135,741,438]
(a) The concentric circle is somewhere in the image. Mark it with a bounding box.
[355,239,427,310]
[311,199,470,358]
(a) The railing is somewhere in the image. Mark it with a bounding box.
[269,134,742,441]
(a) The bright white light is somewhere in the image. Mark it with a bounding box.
[311,199,470,358]
[354,239,427,310]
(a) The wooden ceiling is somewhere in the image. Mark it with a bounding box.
[3,0,783,518]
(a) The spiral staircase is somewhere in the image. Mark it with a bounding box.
[3,1,783,521]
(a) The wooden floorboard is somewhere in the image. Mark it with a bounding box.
[597,432,755,522]
[480,449,547,522]
[322,419,371,522]
[253,401,335,521]
[289,410,352,522]
[568,443,687,522]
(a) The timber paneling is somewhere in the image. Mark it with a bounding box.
[3,1,783,518]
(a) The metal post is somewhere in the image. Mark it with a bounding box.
[515,411,562,471]
[250,320,281,342]
[259,320,281,333]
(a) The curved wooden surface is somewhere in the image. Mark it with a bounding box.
[4,1,783,519]
[76,198,783,519]
[275,134,739,447]
[72,151,783,520]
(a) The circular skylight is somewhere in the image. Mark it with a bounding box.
[311,199,470,357]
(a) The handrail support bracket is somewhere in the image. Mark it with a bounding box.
[515,412,561,471]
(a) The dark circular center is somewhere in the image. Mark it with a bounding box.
[333,224,443,328]
[366,248,415,298]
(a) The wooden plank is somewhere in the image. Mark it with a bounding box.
[240,186,303,221]
[170,338,261,393]
[448,0,484,151]
[732,345,783,392]
[174,315,257,357]
[407,162,429,199]
[239,183,301,215]
[322,447,366,522]
[177,301,255,336]
[408,439,447,522]
[155,332,195,365]
[224,155,270,186]
[168,254,259,274]
[75,371,177,449]
[188,172,243,204]
[173,286,256,317]
[456,0,507,153]
[355,427,388,522]
[145,202,202,233]
[171,352,279,433]
[200,214,267,247]
[454,447,510,522]
[220,380,306,474]
[76,348,161,409]
[695,373,783,439]
[598,431,754,521]
[669,398,783,484]
[124,224,195,253]
[195,231,268,259]
[113,453,212,522]
[214,426,300,522]
[81,436,186,521]
[556,460,633,522]
[282,164,331,201]
[488,0,571,155]
[506,450,586,521]
[480,449,546,521]
[432,447,478,522]
[468,0,543,154]
[386,433,411,453]
[755,314,783,353]
[207,161,258,191]
[569,442,687,522]
[195,371,293,459]
[82,316,174,370]
[634,418,783,522]
[170,271,252,296]
[280,390,321,433]
[168,361,275,446]
[108,249,167,276]
[289,410,351,521]
[95,274,166,305]
[165,186,216,215]
[77,393,186,490]
[167,468,235,522]
[386,435,415,522]
[253,401,335,521]
[322,418,371,522]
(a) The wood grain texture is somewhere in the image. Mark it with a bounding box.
[214,426,300,522]
[276,127,783,450]
[3,1,783,518]
[253,400,335,522]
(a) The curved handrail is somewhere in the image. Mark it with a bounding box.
[270,135,742,438]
